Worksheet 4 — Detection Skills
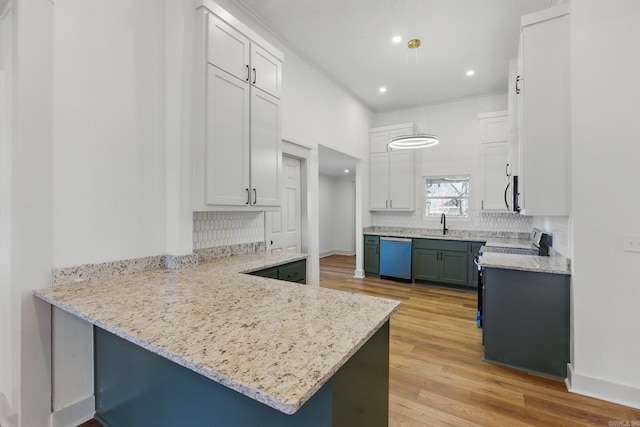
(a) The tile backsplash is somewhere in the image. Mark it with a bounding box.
[193,211,265,250]
[372,210,533,234]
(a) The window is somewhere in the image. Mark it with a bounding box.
[425,176,469,217]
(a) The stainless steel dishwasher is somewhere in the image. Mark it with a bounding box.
[379,237,412,281]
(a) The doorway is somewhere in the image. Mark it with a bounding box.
[318,145,357,257]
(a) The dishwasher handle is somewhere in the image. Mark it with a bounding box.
[380,237,412,243]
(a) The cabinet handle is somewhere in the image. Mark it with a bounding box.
[505,163,510,177]
[252,68,257,84]
[390,200,393,208]
[515,76,521,94]
[481,200,484,210]
[246,188,250,205]
[287,272,299,279]
[245,65,250,82]
[386,200,388,208]
[505,182,511,210]
[253,188,257,205]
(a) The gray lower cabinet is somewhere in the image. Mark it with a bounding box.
[364,235,380,277]
[483,267,570,378]
[249,259,307,284]
[412,239,470,286]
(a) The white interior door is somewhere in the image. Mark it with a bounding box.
[266,156,301,253]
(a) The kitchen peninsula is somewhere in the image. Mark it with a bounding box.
[34,252,400,427]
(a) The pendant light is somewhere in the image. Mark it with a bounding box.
[388,38,440,150]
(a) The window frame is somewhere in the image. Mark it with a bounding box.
[423,175,470,218]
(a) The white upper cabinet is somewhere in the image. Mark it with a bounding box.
[208,14,282,99]
[207,15,250,82]
[249,88,281,206]
[369,123,415,211]
[517,5,570,216]
[370,124,414,153]
[250,44,282,99]
[194,1,284,211]
[478,111,510,212]
[206,65,251,206]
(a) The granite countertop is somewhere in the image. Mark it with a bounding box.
[363,226,531,244]
[478,250,570,275]
[363,226,571,275]
[34,252,400,415]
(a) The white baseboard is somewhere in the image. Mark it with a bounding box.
[52,395,95,427]
[319,249,355,258]
[566,363,640,410]
[354,269,365,279]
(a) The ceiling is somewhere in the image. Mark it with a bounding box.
[235,0,551,113]
[318,145,358,177]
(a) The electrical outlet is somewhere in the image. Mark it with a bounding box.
[623,234,640,252]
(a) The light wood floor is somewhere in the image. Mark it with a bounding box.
[80,255,639,426]
[320,255,640,426]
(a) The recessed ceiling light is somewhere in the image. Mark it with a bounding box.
[344,169,349,174]
[379,87,387,93]
[392,35,402,44]
[466,70,475,76]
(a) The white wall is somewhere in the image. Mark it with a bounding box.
[333,176,356,255]
[0,2,13,420]
[52,0,167,268]
[3,1,54,426]
[568,0,640,408]
[374,94,509,226]
[318,174,336,256]
[319,174,356,257]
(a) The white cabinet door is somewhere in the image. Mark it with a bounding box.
[250,44,282,99]
[208,15,250,82]
[369,153,389,210]
[519,6,570,216]
[250,88,281,206]
[370,131,390,154]
[479,114,508,143]
[388,150,414,210]
[480,141,509,211]
[206,65,251,206]
[370,125,413,154]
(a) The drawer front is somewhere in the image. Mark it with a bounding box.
[250,266,278,279]
[412,238,468,252]
[364,235,380,245]
[278,260,307,283]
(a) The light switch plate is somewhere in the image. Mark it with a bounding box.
[623,234,640,252]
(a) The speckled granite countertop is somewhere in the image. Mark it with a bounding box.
[363,226,530,244]
[478,250,571,275]
[363,227,571,275]
[34,252,400,415]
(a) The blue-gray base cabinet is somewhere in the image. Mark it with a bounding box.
[249,259,307,284]
[364,235,380,277]
[94,321,390,427]
[482,268,570,378]
[412,238,483,288]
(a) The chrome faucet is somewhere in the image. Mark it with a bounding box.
[440,213,448,235]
